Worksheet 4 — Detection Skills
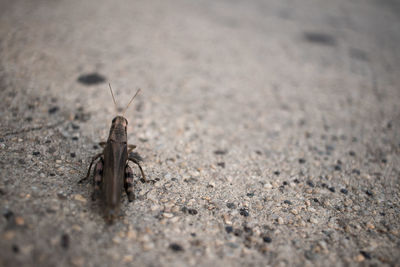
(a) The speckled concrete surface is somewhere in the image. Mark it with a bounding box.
[1,0,400,266]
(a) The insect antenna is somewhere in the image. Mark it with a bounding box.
[108,83,119,113]
[122,88,141,116]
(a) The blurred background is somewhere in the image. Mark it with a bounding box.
[1,0,399,266]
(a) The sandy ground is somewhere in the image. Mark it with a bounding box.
[0,0,400,266]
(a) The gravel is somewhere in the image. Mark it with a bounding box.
[1,0,400,266]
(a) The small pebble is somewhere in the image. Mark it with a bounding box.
[264,183,272,189]
[273,171,280,176]
[360,250,371,259]
[306,181,315,188]
[239,208,249,217]
[340,188,348,194]
[310,217,318,224]
[188,209,198,215]
[226,203,236,209]
[61,234,70,249]
[163,212,174,218]
[70,152,76,158]
[299,158,306,164]
[334,165,341,171]
[217,162,225,168]
[262,236,272,243]
[73,194,87,203]
[328,187,335,193]
[277,217,284,225]
[283,200,292,205]
[48,106,59,114]
[214,150,227,155]
[169,243,184,252]
[32,151,40,156]
[225,226,233,233]
[365,190,373,197]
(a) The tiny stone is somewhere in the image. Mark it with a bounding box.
[355,254,365,262]
[61,234,70,249]
[246,192,254,197]
[70,152,76,158]
[306,181,315,187]
[310,217,318,224]
[15,216,24,226]
[273,171,280,176]
[239,208,249,217]
[32,151,40,156]
[365,190,373,197]
[290,209,298,215]
[328,187,335,193]
[225,226,233,233]
[349,151,356,156]
[360,250,371,259]
[340,188,348,194]
[264,183,272,189]
[12,244,19,253]
[217,162,225,168]
[283,200,292,205]
[214,150,227,155]
[73,194,87,203]
[169,243,184,252]
[277,217,284,224]
[48,106,59,114]
[226,203,236,209]
[188,209,198,215]
[299,158,306,164]
[163,212,174,218]
[262,236,272,243]
[334,165,341,171]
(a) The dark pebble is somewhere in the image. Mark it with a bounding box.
[306,181,315,187]
[93,145,99,149]
[226,203,236,209]
[169,243,184,252]
[352,169,360,175]
[283,200,292,205]
[12,244,19,253]
[340,188,348,194]
[32,151,40,156]
[70,152,76,158]
[349,151,356,156]
[282,181,288,186]
[71,123,80,130]
[3,209,14,220]
[366,190,373,197]
[328,187,335,193]
[25,117,32,122]
[45,140,51,144]
[321,183,328,188]
[239,208,249,217]
[360,250,371,259]
[299,158,306,164]
[181,207,188,213]
[61,234,69,249]
[334,165,341,171]
[77,73,106,85]
[48,106,59,114]
[243,226,253,235]
[381,158,387,164]
[313,198,319,203]
[225,226,233,233]
[190,233,196,237]
[188,209,198,215]
[262,236,272,243]
[217,162,225,168]
[255,150,262,155]
[233,228,242,236]
[273,171,280,176]
[72,136,79,141]
[214,150,227,155]
[293,179,300,184]
[246,192,254,197]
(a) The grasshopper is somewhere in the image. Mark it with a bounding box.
[79,84,146,221]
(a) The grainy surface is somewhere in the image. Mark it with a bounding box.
[1,0,400,266]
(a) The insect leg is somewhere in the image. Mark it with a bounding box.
[124,165,135,202]
[127,144,137,154]
[128,156,146,183]
[78,153,103,184]
[92,158,104,201]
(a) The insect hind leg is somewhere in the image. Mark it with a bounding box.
[92,158,104,201]
[124,165,135,202]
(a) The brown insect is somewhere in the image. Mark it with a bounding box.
[79,84,146,221]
